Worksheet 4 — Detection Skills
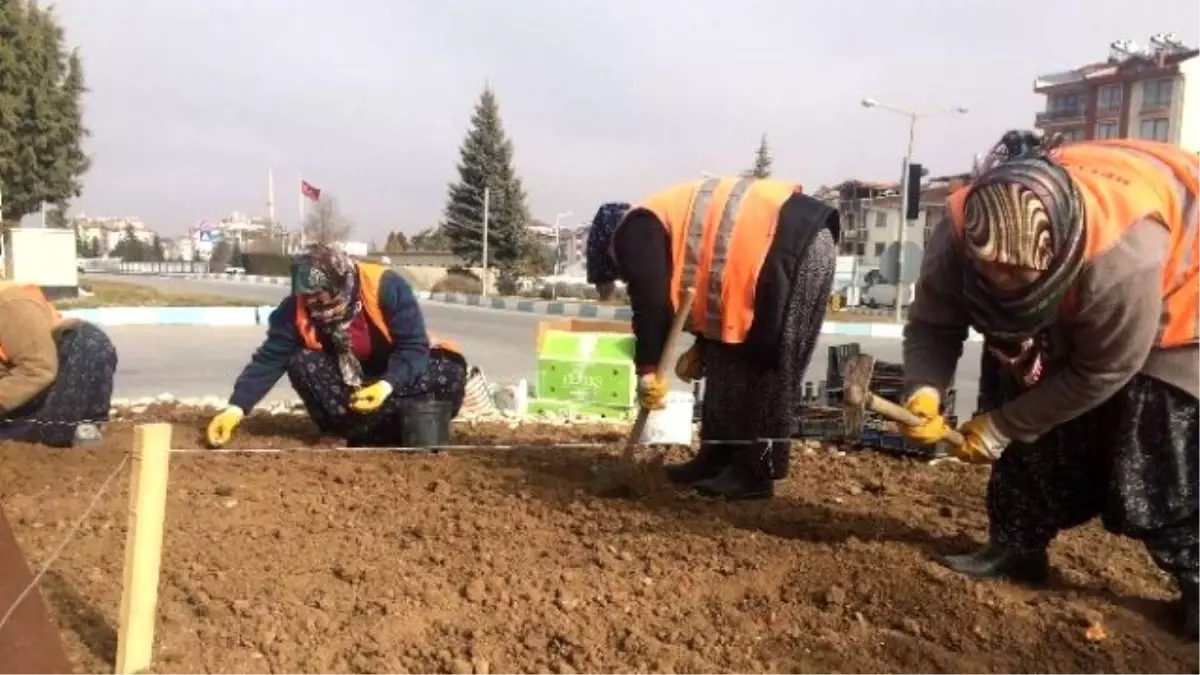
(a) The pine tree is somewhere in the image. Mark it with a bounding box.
[113,224,146,262]
[88,236,101,258]
[152,235,166,262]
[743,133,773,179]
[441,85,530,271]
[0,3,90,226]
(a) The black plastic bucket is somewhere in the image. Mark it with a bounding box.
[399,399,454,448]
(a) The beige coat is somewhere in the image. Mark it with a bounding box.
[0,281,80,412]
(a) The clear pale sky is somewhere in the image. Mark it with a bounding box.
[53,0,1199,239]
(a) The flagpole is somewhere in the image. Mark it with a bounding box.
[297,173,305,248]
[267,169,276,225]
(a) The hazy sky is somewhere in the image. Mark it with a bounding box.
[52,0,1199,240]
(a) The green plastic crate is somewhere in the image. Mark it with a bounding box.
[536,330,636,407]
[528,398,637,420]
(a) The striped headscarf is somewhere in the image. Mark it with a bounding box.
[961,131,1087,343]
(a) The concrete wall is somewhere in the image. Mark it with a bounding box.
[1177,58,1199,152]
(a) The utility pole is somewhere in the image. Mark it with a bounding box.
[481,187,490,298]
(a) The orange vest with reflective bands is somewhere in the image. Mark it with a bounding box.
[619,176,800,344]
[0,284,62,363]
[294,262,462,356]
[946,139,1199,348]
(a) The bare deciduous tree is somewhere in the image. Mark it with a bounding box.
[303,194,353,245]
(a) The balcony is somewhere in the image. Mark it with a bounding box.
[1036,107,1085,125]
[1140,99,1172,115]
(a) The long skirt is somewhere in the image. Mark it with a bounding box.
[983,356,1199,587]
[699,228,837,480]
[287,348,467,446]
[0,322,118,447]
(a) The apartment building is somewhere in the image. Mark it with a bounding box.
[817,177,965,268]
[1033,32,1198,150]
[73,214,155,254]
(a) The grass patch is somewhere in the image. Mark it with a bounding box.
[55,279,259,309]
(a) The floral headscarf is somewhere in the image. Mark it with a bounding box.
[585,202,631,285]
[291,245,364,386]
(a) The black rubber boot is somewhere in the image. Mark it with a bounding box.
[1180,581,1198,639]
[693,448,773,501]
[939,542,1050,583]
[664,443,731,486]
[767,440,791,480]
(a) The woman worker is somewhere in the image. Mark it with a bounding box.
[585,201,630,300]
[0,281,117,446]
[900,130,1198,636]
[205,245,468,448]
[605,176,840,500]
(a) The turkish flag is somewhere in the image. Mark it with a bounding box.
[300,180,321,201]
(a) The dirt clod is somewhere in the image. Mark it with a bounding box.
[0,412,1193,674]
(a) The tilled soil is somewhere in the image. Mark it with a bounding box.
[0,408,1195,674]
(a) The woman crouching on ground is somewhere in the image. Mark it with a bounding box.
[205,245,468,448]
[601,176,839,500]
[0,281,117,447]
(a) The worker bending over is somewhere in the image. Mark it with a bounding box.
[206,245,467,448]
[603,176,839,500]
[901,131,1198,636]
[0,281,117,446]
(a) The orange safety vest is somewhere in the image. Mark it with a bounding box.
[614,176,801,344]
[294,262,462,356]
[0,284,62,363]
[947,139,1199,348]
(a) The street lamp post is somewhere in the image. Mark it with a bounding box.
[861,97,969,321]
[551,210,573,300]
[552,211,574,277]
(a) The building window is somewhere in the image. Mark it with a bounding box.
[873,242,886,257]
[874,211,887,228]
[1142,79,1173,109]
[1048,92,1084,113]
[1095,122,1120,139]
[1139,117,1170,141]
[855,242,865,256]
[1060,127,1086,142]
[1097,84,1122,112]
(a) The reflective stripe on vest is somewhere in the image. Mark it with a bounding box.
[294,263,461,356]
[624,176,797,343]
[945,140,1199,348]
[0,284,62,363]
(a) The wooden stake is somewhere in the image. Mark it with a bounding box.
[115,423,172,675]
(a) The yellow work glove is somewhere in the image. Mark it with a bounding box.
[901,387,952,445]
[636,372,669,410]
[206,405,244,449]
[349,380,394,414]
[953,413,1011,464]
[674,342,705,382]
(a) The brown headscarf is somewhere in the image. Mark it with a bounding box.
[960,130,1087,344]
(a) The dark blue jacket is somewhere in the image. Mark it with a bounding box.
[228,269,430,411]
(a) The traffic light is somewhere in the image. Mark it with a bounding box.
[905,162,924,221]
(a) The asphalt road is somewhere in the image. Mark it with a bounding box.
[92,274,984,416]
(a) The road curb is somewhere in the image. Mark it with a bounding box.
[101,273,983,341]
[62,305,276,326]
